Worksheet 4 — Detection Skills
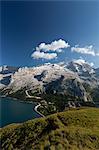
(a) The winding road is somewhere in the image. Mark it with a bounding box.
[25,89,45,117]
[25,90,41,100]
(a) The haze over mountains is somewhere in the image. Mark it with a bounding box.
[0,59,99,103]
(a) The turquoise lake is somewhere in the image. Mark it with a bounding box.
[0,97,41,127]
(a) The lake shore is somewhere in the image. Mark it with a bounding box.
[0,95,45,119]
[1,94,98,125]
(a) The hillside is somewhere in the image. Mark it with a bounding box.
[1,108,99,150]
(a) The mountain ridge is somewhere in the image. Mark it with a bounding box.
[0,60,99,114]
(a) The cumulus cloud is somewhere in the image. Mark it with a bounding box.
[71,45,96,56]
[31,39,99,60]
[31,51,57,60]
[36,39,70,52]
[31,39,70,60]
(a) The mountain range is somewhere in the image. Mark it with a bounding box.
[0,60,99,113]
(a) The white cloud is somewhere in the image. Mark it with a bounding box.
[36,39,70,52]
[71,45,96,56]
[31,51,57,60]
[31,39,70,60]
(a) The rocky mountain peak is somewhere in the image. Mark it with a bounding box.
[0,60,99,102]
[66,59,95,76]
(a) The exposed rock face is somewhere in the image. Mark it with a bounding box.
[0,66,19,89]
[44,77,88,101]
[95,68,99,78]
[0,61,99,102]
[66,60,95,77]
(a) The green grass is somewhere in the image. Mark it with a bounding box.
[1,108,99,150]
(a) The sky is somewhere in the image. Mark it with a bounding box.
[1,1,99,68]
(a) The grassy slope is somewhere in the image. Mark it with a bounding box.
[0,108,99,150]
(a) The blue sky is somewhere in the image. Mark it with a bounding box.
[1,1,99,67]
